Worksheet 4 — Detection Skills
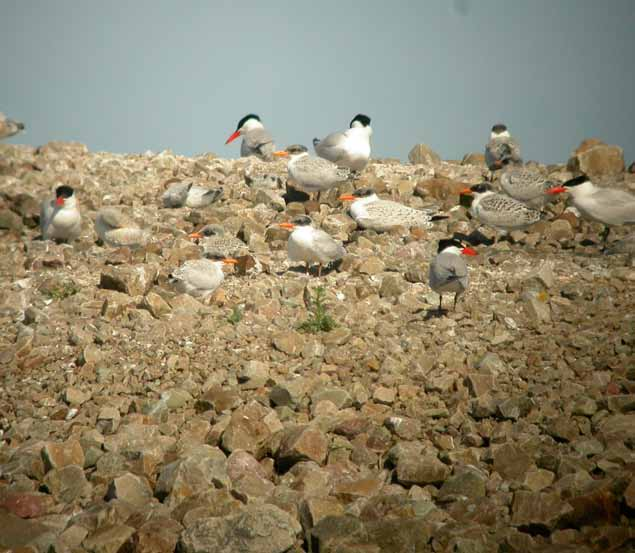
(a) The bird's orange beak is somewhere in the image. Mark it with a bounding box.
[273,150,289,158]
[225,130,241,144]
[460,188,473,195]
[461,247,478,256]
[222,258,238,265]
[338,194,356,201]
[189,231,203,240]
[279,222,295,230]
[546,186,566,195]
[55,197,65,207]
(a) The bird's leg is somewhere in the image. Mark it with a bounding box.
[305,262,310,275]
[317,264,322,278]
[316,191,322,204]
[601,225,610,244]
[453,293,458,311]
[438,294,443,314]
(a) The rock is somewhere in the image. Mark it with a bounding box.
[567,140,625,178]
[408,144,441,165]
[511,491,573,529]
[358,256,385,275]
[0,509,54,551]
[105,472,153,507]
[179,503,301,553]
[272,330,304,356]
[438,465,487,501]
[0,491,55,519]
[462,153,486,165]
[379,274,407,298]
[521,290,551,324]
[278,425,329,468]
[545,219,574,241]
[129,517,183,553]
[221,402,278,457]
[492,443,533,482]
[390,443,450,485]
[43,464,92,503]
[96,406,121,434]
[64,386,91,406]
[300,497,345,532]
[99,264,158,296]
[42,439,85,471]
[0,208,23,231]
[372,386,396,405]
[140,291,171,318]
[238,359,270,389]
[83,524,136,553]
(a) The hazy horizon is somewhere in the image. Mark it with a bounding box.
[2,1,634,164]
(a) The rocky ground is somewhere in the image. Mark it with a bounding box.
[0,139,634,553]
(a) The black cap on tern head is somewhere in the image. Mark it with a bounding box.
[55,185,75,198]
[350,114,371,128]
[291,215,312,226]
[491,123,508,133]
[437,238,465,253]
[470,182,492,194]
[236,113,261,131]
[352,187,375,198]
[286,144,308,155]
[563,174,590,188]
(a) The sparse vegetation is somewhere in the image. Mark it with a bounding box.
[299,286,337,333]
[227,305,244,325]
[42,281,80,300]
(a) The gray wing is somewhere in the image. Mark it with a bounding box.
[366,200,434,227]
[314,130,348,163]
[429,252,468,290]
[242,128,274,159]
[485,137,522,169]
[476,194,541,227]
[293,157,350,185]
[500,167,547,203]
[173,260,222,290]
[40,198,53,236]
[311,229,346,262]
[162,182,191,207]
[586,189,635,224]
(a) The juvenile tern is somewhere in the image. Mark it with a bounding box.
[40,185,82,242]
[189,224,249,258]
[95,207,149,248]
[273,144,351,201]
[339,188,446,232]
[485,124,522,171]
[168,256,237,299]
[429,237,478,312]
[225,114,275,161]
[162,182,223,208]
[499,160,563,209]
[313,114,372,172]
[279,215,346,276]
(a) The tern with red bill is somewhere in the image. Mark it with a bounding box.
[339,188,446,232]
[461,183,541,242]
[273,144,351,202]
[499,159,564,209]
[429,238,478,312]
[313,114,372,172]
[40,185,82,242]
[0,112,25,140]
[485,123,522,172]
[225,114,275,161]
[279,215,345,277]
[169,256,237,299]
[547,174,635,243]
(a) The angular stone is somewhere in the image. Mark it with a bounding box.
[99,264,158,296]
[130,517,183,553]
[105,472,153,508]
[511,491,573,529]
[140,291,171,318]
[272,330,303,356]
[391,443,450,486]
[221,402,275,457]
[42,439,85,471]
[96,406,121,435]
[408,144,441,165]
[0,491,55,519]
[196,386,240,414]
[546,416,579,442]
[357,256,385,275]
[492,443,533,481]
[238,359,270,389]
[373,386,396,405]
[568,141,624,178]
[466,373,494,397]
[43,464,92,503]
[521,291,551,324]
[438,466,487,501]
[83,524,135,553]
[64,386,91,406]
[0,509,54,551]
[278,425,328,468]
[379,275,407,298]
[311,387,352,410]
[300,497,345,532]
[545,219,574,241]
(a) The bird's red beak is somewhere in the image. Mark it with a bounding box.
[55,197,65,207]
[273,150,289,158]
[460,188,473,195]
[222,258,238,265]
[546,186,566,195]
[225,130,241,145]
[189,231,203,240]
[338,194,356,201]
[279,222,295,230]
[461,247,478,256]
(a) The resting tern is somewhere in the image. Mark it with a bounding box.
[485,123,522,171]
[313,114,372,172]
[95,207,149,248]
[429,238,478,312]
[499,159,563,209]
[273,144,351,201]
[40,185,82,242]
[461,183,541,242]
[162,182,223,208]
[168,256,237,299]
[279,215,345,277]
[339,188,446,232]
[0,112,25,140]
[225,114,275,161]
[189,224,249,258]
[547,175,635,243]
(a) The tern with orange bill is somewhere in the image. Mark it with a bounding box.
[40,185,82,242]
[339,188,446,232]
[189,224,248,258]
[225,114,275,161]
[460,183,541,242]
[279,215,345,277]
[429,238,478,313]
[313,114,372,172]
[547,175,635,243]
[273,144,351,202]
[168,256,237,299]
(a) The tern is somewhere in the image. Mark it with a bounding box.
[40,185,82,242]
[313,114,372,172]
[429,238,478,312]
[485,123,521,171]
[189,224,249,258]
[168,256,237,299]
[547,175,635,243]
[279,215,346,277]
[95,207,149,248]
[339,188,446,232]
[461,183,541,242]
[0,112,25,140]
[162,182,223,208]
[225,114,275,161]
[499,159,563,209]
[273,144,351,202]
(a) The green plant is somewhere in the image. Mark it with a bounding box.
[299,286,337,333]
[43,281,80,300]
[227,305,243,325]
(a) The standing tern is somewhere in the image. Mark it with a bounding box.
[429,238,478,312]
[189,224,249,258]
[0,113,25,140]
[40,185,82,242]
[225,114,275,161]
[485,123,522,171]
[499,159,563,209]
[279,215,346,277]
[95,207,149,248]
[162,182,223,208]
[547,175,635,243]
[168,256,237,299]
[461,183,541,242]
[313,114,372,172]
[339,188,446,232]
[273,144,351,202]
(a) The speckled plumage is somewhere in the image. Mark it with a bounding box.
[471,191,541,231]
[289,152,350,195]
[196,225,248,258]
[485,130,521,171]
[500,163,554,209]
[349,192,439,232]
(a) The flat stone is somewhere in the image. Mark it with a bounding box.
[105,472,154,508]
[43,464,92,503]
[278,425,328,468]
[272,330,303,356]
[492,442,533,482]
[511,491,573,529]
[42,439,85,471]
[438,465,487,501]
[129,517,183,553]
[83,524,135,553]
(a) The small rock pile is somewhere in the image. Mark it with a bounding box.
[0,139,634,552]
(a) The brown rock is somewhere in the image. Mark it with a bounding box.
[492,442,533,481]
[272,330,303,356]
[43,464,92,503]
[0,491,55,519]
[408,144,441,165]
[130,517,183,553]
[83,524,136,553]
[41,439,85,471]
[568,140,625,178]
[511,491,573,529]
[278,425,329,467]
[105,472,153,508]
[99,263,158,296]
